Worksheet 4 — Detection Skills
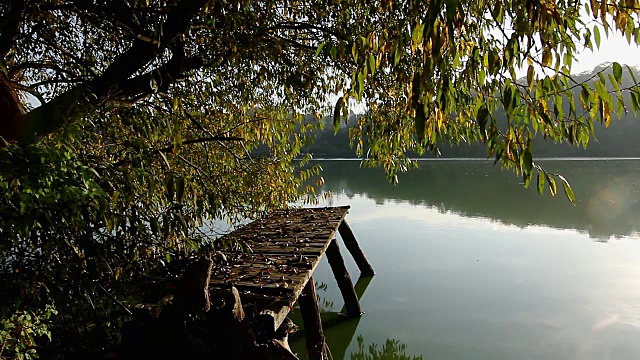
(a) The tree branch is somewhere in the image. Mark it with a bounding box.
[112,136,244,168]
[22,0,211,143]
[6,78,45,104]
[270,35,316,51]
[0,0,24,59]
[96,282,132,317]
[38,36,98,77]
[92,0,210,95]
[156,136,244,154]
[113,56,205,100]
[267,21,351,41]
[8,61,79,80]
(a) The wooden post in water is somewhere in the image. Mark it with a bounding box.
[325,238,363,317]
[299,276,326,360]
[338,220,375,276]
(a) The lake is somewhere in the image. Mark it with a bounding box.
[289,159,640,359]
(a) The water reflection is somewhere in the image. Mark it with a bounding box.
[316,159,640,240]
[289,159,640,359]
[290,276,374,360]
[350,336,424,360]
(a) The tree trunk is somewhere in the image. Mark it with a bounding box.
[14,0,211,144]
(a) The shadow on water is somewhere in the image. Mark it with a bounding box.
[315,159,640,240]
[289,275,411,360]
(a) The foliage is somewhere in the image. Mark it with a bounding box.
[335,0,640,200]
[0,305,57,360]
[2,0,640,355]
[308,66,640,159]
[0,103,320,352]
[351,336,423,360]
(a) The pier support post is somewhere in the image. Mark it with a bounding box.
[338,220,375,276]
[299,276,326,360]
[326,238,363,317]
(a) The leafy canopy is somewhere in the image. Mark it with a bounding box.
[2,0,640,355]
[4,1,640,194]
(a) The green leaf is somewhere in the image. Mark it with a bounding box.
[166,175,174,202]
[494,146,503,165]
[477,105,489,137]
[412,23,424,46]
[523,148,533,174]
[527,65,534,88]
[594,80,608,101]
[329,44,337,59]
[613,62,622,84]
[539,112,552,125]
[580,84,590,108]
[597,72,607,87]
[594,25,601,49]
[351,42,358,62]
[315,42,325,57]
[523,171,532,188]
[546,173,557,196]
[608,73,620,92]
[172,98,179,112]
[558,175,576,205]
[626,64,638,84]
[176,176,185,202]
[357,71,365,99]
[394,46,401,65]
[503,87,513,111]
[537,170,545,195]
[415,104,426,140]
[369,54,376,75]
[333,97,345,134]
[631,91,640,115]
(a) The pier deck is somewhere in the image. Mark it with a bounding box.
[210,205,373,359]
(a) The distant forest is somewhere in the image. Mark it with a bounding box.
[303,63,640,158]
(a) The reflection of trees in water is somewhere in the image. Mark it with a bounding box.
[315,281,336,312]
[293,277,424,359]
[290,276,375,359]
[316,160,640,240]
[350,336,423,360]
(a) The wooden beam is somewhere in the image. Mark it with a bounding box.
[325,239,363,317]
[299,276,326,360]
[338,220,375,276]
[175,257,213,315]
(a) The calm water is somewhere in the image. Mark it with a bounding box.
[290,159,640,359]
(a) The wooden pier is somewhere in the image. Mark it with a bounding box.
[209,205,374,359]
[128,206,372,359]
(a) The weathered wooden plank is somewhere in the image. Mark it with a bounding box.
[244,246,325,256]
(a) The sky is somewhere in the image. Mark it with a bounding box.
[571,31,640,74]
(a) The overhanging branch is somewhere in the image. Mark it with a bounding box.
[93,0,210,95]
[22,0,211,143]
[0,0,24,59]
[157,136,245,154]
[112,136,244,168]
[113,56,205,100]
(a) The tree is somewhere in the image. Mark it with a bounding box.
[1,0,640,356]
